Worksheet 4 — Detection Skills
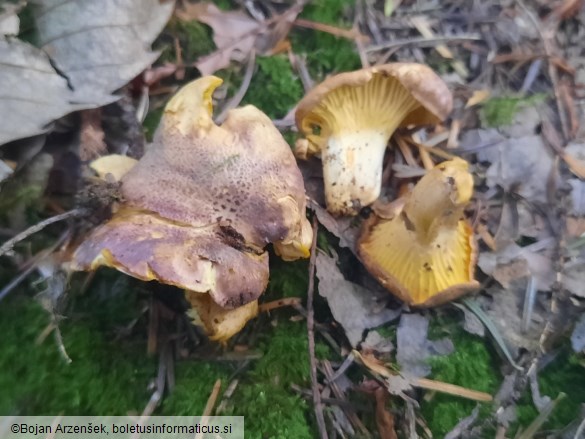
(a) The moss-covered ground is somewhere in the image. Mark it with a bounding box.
[2,0,585,437]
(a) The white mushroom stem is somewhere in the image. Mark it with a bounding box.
[322,130,390,216]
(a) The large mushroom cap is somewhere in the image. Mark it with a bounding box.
[357,158,478,307]
[295,63,452,216]
[72,76,312,315]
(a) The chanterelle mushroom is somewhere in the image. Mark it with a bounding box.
[357,158,478,307]
[72,76,312,340]
[295,63,452,216]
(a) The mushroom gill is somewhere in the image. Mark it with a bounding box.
[358,158,478,307]
[295,63,452,216]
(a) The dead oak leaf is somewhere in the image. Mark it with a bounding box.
[177,2,299,75]
[34,0,174,106]
[0,38,85,145]
[316,251,399,347]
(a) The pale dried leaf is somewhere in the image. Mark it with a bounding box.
[34,0,174,106]
[362,330,394,354]
[0,160,13,184]
[478,242,556,291]
[316,252,399,347]
[460,305,486,337]
[476,287,548,355]
[568,179,585,216]
[310,200,361,253]
[0,38,84,145]
[0,2,22,36]
[478,134,555,203]
[564,257,585,298]
[396,314,453,378]
[571,313,585,352]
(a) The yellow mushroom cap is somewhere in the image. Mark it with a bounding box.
[72,76,312,312]
[357,158,478,307]
[186,292,259,344]
[295,63,452,216]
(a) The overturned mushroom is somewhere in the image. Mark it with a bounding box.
[295,63,452,216]
[358,158,478,307]
[71,76,312,341]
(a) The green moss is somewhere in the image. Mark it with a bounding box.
[225,321,329,438]
[0,280,155,415]
[18,4,39,45]
[241,56,304,119]
[512,351,585,435]
[160,362,231,415]
[213,0,234,11]
[480,94,546,127]
[158,19,216,65]
[266,256,309,299]
[421,316,499,436]
[290,0,361,77]
[143,106,164,142]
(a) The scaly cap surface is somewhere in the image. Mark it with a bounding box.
[73,76,312,312]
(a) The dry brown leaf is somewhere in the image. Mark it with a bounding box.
[79,109,107,161]
[550,0,584,21]
[35,0,174,106]
[374,387,398,439]
[562,152,585,179]
[177,2,299,75]
[465,89,491,108]
[316,251,399,347]
[354,350,493,402]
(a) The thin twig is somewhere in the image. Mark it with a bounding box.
[366,34,481,53]
[293,18,369,42]
[216,50,257,124]
[0,208,87,258]
[574,415,585,439]
[516,0,570,141]
[259,297,302,313]
[0,230,69,303]
[202,379,222,417]
[216,379,239,415]
[322,359,370,437]
[307,216,328,439]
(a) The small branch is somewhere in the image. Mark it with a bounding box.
[414,378,493,402]
[306,216,328,439]
[293,18,369,42]
[0,208,87,258]
[202,379,222,417]
[216,50,256,124]
[259,297,302,313]
[366,35,481,53]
